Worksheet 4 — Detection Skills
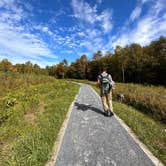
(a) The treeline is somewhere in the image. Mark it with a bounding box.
[55,36,166,85]
[0,36,166,85]
[0,60,48,75]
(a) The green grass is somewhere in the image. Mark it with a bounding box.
[0,79,79,166]
[113,102,166,165]
[69,79,166,165]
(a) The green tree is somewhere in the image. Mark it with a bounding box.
[33,64,41,74]
[93,50,102,60]
[0,59,12,72]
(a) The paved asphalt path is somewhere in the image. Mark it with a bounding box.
[55,84,155,166]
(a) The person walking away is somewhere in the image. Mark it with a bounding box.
[97,68,115,116]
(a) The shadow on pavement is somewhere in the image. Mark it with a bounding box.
[74,102,105,116]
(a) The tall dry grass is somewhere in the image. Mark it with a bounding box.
[114,83,166,123]
[0,72,55,97]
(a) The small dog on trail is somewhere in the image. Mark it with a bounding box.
[117,93,125,102]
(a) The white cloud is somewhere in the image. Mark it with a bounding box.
[97,10,113,32]
[141,0,151,4]
[97,0,102,4]
[152,0,165,16]
[42,26,49,32]
[111,0,166,48]
[78,31,85,37]
[0,0,15,8]
[71,0,97,24]
[85,29,101,38]
[129,5,142,22]
[69,0,113,56]
[71,0,113,33]
[41,26,53,35]
[128,0,151,22]
[0,23,56,58]
[0,52,58,68]
[0,0,57,67]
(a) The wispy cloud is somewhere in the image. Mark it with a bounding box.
[70,0,114,56]
[96,0,103,4]
[111,0,166,48]
[0,0,57,67]
[71,0,97,24]
[128,0,152,23]
[0,23,55,57]
[129,5,142,22]
[97,10,113,33]
[71,0,113,33]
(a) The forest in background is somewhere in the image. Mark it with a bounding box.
[0,36,166,86]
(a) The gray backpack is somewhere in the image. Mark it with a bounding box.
[100,74,112,93]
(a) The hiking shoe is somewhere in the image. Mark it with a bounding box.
[103,110,108,116]
[108,110,114,116]
[110,111,114,116]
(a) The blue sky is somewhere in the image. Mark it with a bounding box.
[0,0,166,67]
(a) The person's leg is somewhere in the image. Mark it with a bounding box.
[106,91,113,113]
[101,94,108,112]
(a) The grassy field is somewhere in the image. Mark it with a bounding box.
[0,77,79,166]
[69,79,166,165]
[0,72,55,97]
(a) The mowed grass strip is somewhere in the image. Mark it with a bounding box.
[69,79,166,165]
[0,80,79,166]
[113,102,166,165]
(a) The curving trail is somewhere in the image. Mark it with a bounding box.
[55,84,155,166]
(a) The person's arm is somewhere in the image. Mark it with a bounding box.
[109,74,115,89]
[108,74,113,82]
[97,79,100,87]
[97,75,101,87]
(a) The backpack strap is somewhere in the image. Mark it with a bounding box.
[101,73,109,79]
[100,73,109,85]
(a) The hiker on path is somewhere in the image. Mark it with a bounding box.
[97,67,115,116]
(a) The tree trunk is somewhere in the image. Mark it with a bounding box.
[122,65,125,82]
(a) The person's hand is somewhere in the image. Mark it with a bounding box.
[112,81,115,89]
[96,81,100,87]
